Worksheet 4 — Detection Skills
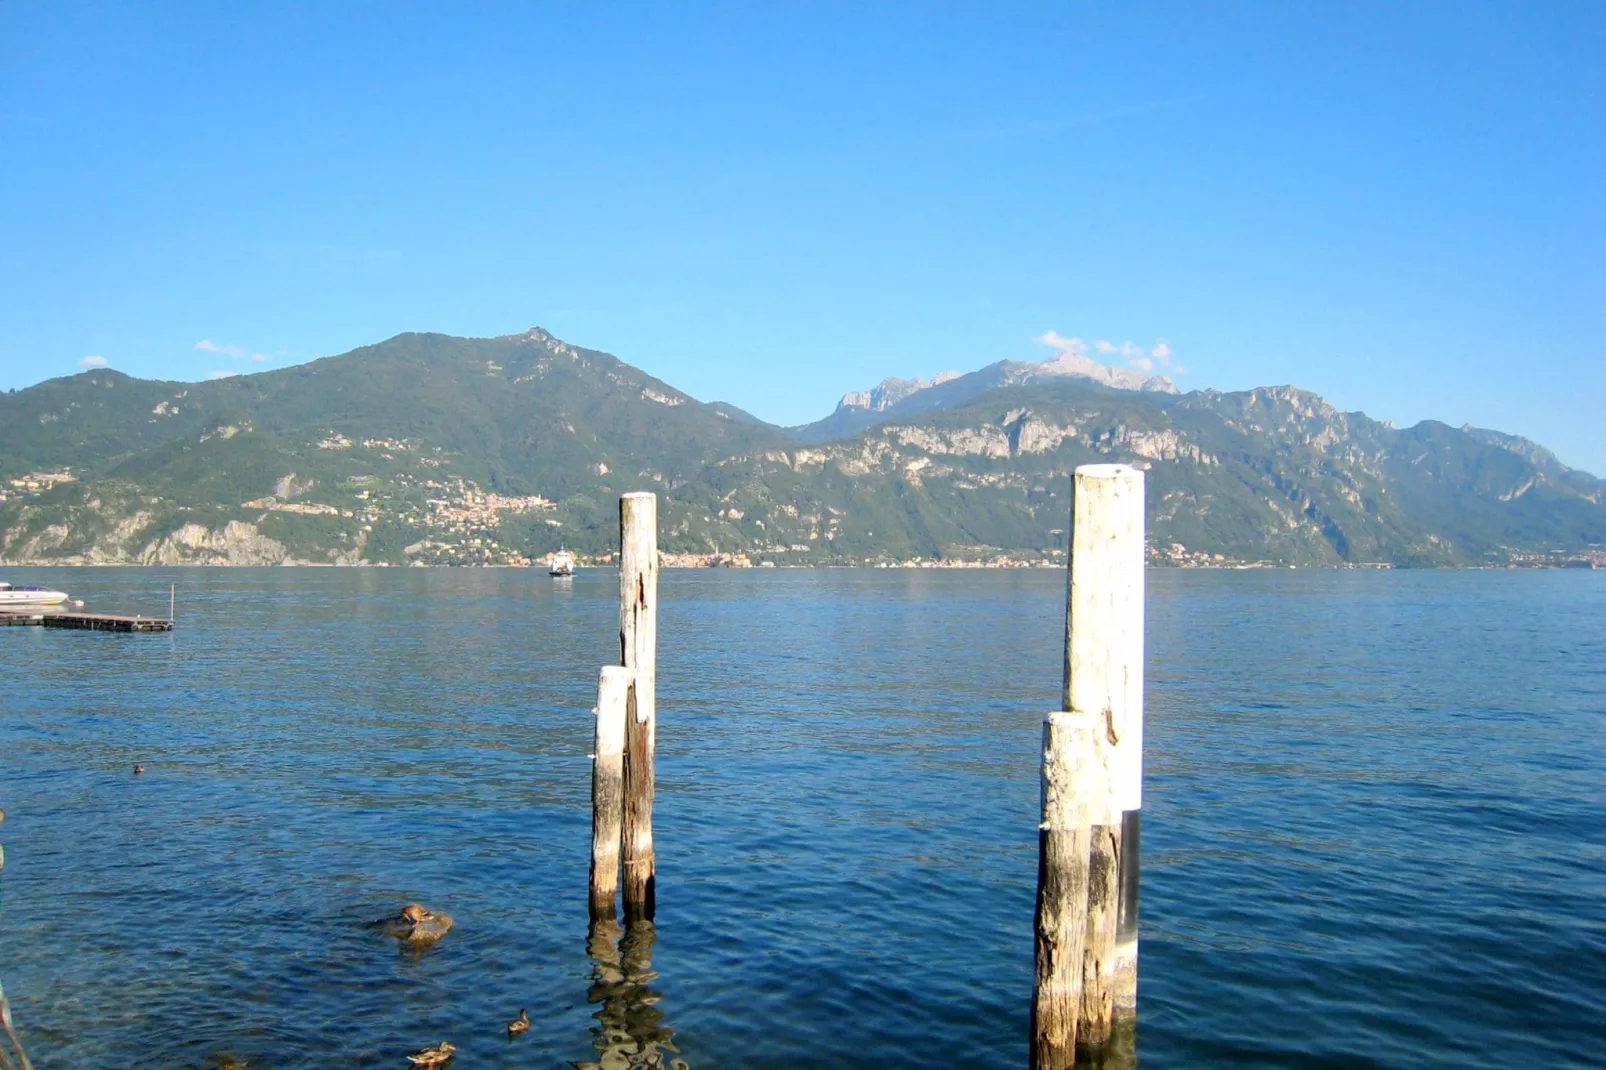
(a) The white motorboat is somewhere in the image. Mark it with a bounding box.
[0,581,70,607]
[548,549,576,577]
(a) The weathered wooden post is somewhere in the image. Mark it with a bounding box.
[590,665,631,921]
[0,977,33,1070]
[1032,712,1100,1068]
[619,492,659,923]
[1062,464,1145,1049]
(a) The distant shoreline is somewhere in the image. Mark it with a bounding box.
[2,559,1599,571]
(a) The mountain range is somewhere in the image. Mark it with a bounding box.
[789,350,1177,445]
[1,327,1601,568]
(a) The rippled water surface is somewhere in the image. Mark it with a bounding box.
[1,568,1603,1068]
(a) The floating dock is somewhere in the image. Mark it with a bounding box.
[0,608,173,632]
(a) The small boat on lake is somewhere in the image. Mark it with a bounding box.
[548,549,576,577]
[0,581,70,607]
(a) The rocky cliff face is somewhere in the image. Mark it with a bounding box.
[0,509,367,567]
[837,372,962,413]
[138,521,291,566]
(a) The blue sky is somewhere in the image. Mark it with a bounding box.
[2,2,1602,470]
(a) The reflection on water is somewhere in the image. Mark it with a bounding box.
[1077,1022,1137,1069]
[576,919,688,1070]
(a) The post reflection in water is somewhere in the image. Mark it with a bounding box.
[1076,1021,1137,1069]
[573,919,688,1070]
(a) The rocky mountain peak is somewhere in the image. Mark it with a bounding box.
[1007,351,1179,395]
[513,326,579,358]
[838,372,961,413]
[1462,426,1565,471]
[1244,385,1339,419]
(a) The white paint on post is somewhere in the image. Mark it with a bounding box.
[590,665,631,920]
[1062,463,1145,1029]
[594,667,631,765]
[1063,463,1145,819]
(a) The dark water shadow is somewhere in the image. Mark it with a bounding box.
[572,918,688,1070]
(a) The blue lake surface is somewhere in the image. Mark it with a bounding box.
[1,567,1603,1068]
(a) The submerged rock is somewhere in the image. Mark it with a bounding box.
[381,903,454,947]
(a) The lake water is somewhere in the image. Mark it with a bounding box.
[1,568,1603,1068]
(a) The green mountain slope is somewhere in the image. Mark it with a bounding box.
[2,329,1600,567]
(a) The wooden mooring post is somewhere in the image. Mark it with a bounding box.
[590,666,631,921]
[1032,712,1100,1068]
[619,491,659,924]
[1033,463,1145,1065]
[0,977,34,1070]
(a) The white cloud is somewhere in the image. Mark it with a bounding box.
[1045,332,1185,376]
[1036,331,1089,356]
[195,338,248,359]
[206,370,239,380]
[250,353,269,362]
[79,355,108,368]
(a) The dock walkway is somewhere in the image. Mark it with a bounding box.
[0,608,174,632]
